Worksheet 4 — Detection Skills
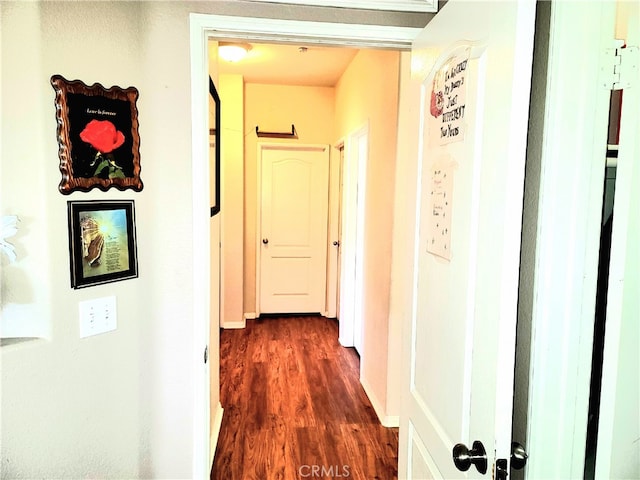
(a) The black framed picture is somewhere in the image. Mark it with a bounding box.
[67,200,139,289]
[51,75,143,194]
[209,76,221,216]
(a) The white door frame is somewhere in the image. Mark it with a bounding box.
[325,142,344,319]
[338,123,369,352]
[189,14,421,479]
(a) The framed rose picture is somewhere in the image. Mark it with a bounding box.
[68,200,139,289]
[51,75,143,194]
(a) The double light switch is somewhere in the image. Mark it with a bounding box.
[79,296,117,338]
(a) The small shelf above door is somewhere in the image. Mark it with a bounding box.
[255,124,298,139]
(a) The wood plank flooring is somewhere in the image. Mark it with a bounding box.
[211,315,399,480]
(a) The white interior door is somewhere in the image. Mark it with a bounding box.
[595,40,640,480]
[400,1,536,479]
[258,143,329,314]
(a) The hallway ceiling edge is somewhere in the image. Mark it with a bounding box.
[212,42,361,87]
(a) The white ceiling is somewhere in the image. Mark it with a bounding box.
[213,42,360,87]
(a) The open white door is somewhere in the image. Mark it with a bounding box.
[399,1,536,479]
[594,31,640,480]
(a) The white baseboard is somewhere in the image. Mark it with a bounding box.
[360,376,400,428]
[221,320,246,329]
[383,415,400,428]
[220,313,256,329]
[338,336,354,348]
[209,402,224,470]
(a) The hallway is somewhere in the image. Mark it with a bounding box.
[211,315,399,480]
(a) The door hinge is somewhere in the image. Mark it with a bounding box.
[601,42,639,90]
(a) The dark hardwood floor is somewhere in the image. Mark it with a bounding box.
[211,315,399,480]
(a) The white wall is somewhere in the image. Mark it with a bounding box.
[1,2,199,477]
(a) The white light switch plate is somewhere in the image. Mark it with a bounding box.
[79,296,117,338]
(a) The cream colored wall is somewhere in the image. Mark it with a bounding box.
[334,49,400,415]
[219,74,245,327]
[243,83,336,315]
[1,3,53,340]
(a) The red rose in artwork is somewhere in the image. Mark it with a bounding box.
[79,119,125,154]
[430,89,444,118]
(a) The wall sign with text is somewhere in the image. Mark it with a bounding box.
[428,47,470,146]
[426,160,455,261]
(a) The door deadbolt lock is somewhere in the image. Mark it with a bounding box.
[496,442,528,480]
[511,442,528,470]
[452,440,487,474]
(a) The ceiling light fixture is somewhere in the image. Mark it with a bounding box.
[218,42,252,63]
